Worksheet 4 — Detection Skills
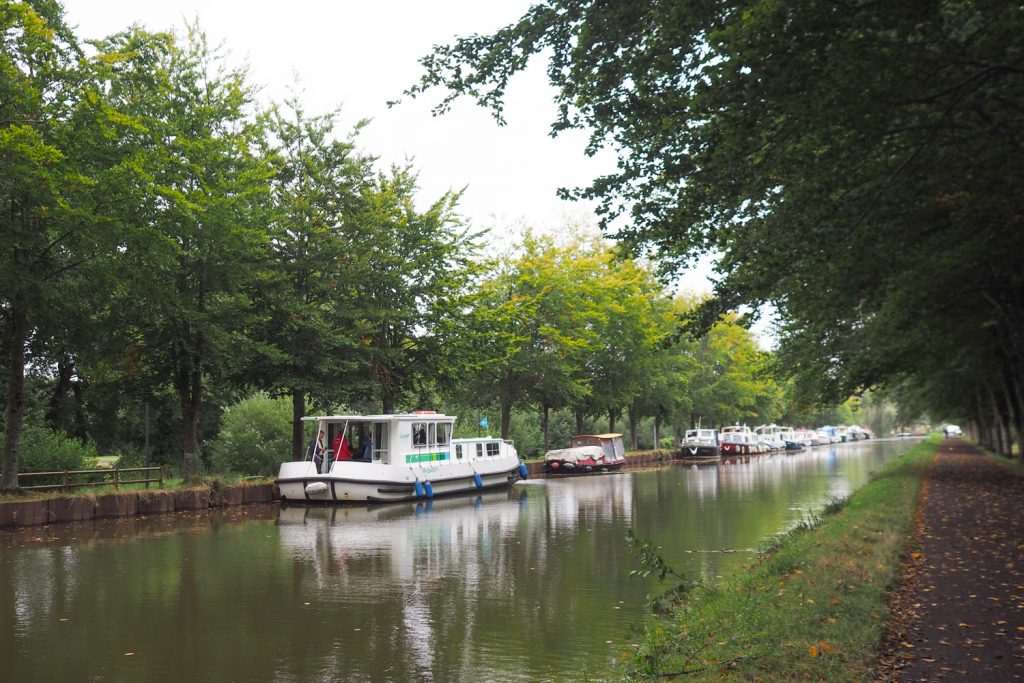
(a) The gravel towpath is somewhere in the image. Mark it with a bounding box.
[877,439,1024,681]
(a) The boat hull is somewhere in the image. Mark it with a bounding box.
[543,459,623,475]
[277,459,523,504]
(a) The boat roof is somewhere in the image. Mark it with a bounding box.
[574,433,623,439]
[302,412,455,422]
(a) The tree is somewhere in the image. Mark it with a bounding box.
[255,98,375,459]
[461,233,596,443]
[0,1,111,490]
[681,309,779,430]
[354,167,480,413]
[90,26,273,481]
[410,1,1024,454]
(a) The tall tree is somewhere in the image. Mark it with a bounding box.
[256,98,375,459]
[0,1,107,490]
[91,26,272,481]
[462,233,595,442]
[354,167,479,413]
[410,0,1024,454]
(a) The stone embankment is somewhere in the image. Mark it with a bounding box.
[0,482,277,528]
[3,449,680,528]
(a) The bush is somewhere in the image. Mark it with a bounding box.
[6,423,99,473]
[208,393,293,476]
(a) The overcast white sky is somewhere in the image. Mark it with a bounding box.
[62,0,724,297]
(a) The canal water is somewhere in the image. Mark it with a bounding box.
[0,439,916,682]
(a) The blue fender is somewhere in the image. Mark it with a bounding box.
[473,472,483,489]
[414,480,424,498]
[424,481,434,499]
[519,463,529,479]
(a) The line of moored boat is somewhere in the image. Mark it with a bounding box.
[683,423,873,458]
[274,412,877,504]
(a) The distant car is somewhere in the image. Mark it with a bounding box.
[943,424,962,437]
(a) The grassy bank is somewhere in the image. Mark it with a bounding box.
[626,435,941,681]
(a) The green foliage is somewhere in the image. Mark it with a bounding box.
[626,529,700,618]
[89,25,275,482]
[412,0,1024,456]
[8,423,98,473]
[208,393,294,476]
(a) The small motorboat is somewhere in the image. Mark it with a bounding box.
[543,433,626,474]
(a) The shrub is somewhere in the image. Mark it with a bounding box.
[208,393,293,476]
[6,423,99,474]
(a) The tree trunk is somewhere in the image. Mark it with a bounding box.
[177,362,203,483]
[500,398,512,440]
[291,389,306,460]
[673,424,682,447]
[46,357,74,431]
[381,389,395,415]
[575,409,584,436]
[70,378,88,441]
[608,409,616,434]
[990,385,1010,456]
[1,307,27,492]
[1003,372,1024,460]
[542,404,550,454]
[628,400,639,451]
[653,416,661,450]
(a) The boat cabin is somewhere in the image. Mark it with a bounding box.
[302,412,513,473]
[304,412,457,470]
[684,428,719,446]
[569,433,626,463]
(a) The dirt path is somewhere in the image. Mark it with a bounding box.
[877,439,1024,681]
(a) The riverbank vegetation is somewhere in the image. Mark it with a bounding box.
[0,2,904,490]
[623,435,940,681]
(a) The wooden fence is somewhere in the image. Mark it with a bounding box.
[17,466,164,492]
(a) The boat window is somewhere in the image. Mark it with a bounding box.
[475,443,483,459]
[486,442,500,457]
[456,444,463,459]
[373,422,388,462]
[412,422,427,447]
[437,422,450,445]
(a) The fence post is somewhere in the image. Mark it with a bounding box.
[63,469,69,491]
[114,467,120,490]
[159,466,164,489]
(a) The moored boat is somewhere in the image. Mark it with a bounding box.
[754,424,787,451]
[544,433,626,474]
[681,428,720,458]
[277,412,527,504]
[720,425,756,455]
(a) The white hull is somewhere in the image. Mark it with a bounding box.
[278,457,523,503]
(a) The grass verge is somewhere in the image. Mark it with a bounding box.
[625,434,941,681]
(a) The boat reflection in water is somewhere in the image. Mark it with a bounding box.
[275,488,540,681]
[277,488,528,580]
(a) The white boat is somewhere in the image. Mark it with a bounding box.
[543,433,627,474]
[720,425,757,455]
[680,428,720,458]
[754,424,787,451]
[277,412,527,503]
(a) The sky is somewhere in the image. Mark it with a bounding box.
[60,0,744,311]
[60,1,721,290]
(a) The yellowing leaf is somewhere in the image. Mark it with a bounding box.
[808,645,818,658]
